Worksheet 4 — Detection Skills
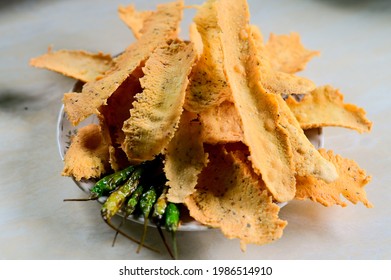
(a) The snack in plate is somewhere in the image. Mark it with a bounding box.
[31,0,373,258]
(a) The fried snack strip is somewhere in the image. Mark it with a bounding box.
[201,93,370,148]
[186,146,286,251]
[62,124,110,181]
[184,0,232,113]
[217,0,295,202]
[250,25,264,44]
[118,4,154,39]
[295,149,373,207]
[199,101,243,144]
[98,73,142,171]
[29,49,114,83]
[264,32,320,74]
[185,2,315,114]
[286,85,372,133]
[122,40,196,162]
[164,111,208,203]
[63,0,183,126]
[251,29,316,96]
[275,96,338,181]
[189,23,203,56]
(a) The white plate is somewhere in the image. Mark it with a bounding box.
[57,83,323,231]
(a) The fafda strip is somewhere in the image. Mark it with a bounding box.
[216,0,296,202]
[63,0,184,126]
[121,39,197,163]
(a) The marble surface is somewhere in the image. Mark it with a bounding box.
[0,0,390,260]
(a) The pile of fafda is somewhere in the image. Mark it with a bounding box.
[30,0,373,255]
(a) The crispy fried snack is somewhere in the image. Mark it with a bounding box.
[216,0,295,202]
[30,0,374,250]
[251,29,316,96]
[184,0,232,113]
[275,95,338,182]
[118,4,154,39]
[189,23,203,56]
[97,73,142,171]
[264,32,320,74]
[286,85,372,133]
[164,110,208,203]
[199,101,244,144]
[62,124,110,181]
[30,49,114,82]
[122,40,197,162]
[186,146,287,251]
[63,0,184,126]
[295,149,373,207]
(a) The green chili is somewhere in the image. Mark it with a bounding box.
[101,167,142,221]
[100,167,158,253]
[112,185,144,247]
[165,202,180,259]
[136,186,158,253]
[152,187,168,222]
[64,165,135,201]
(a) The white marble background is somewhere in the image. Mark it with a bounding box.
[0,0,390,259]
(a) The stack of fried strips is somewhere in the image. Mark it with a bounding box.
[30,0,373,250]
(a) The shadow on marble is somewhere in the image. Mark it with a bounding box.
[0,90,42,112]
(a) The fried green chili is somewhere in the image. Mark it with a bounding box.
[165,202,180,259]
[64,165,135,201]
[112,184,144,247]
[136,186,157,253]
[100,168,159,253]
[101,167,142,221]
[152,187,168,222]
